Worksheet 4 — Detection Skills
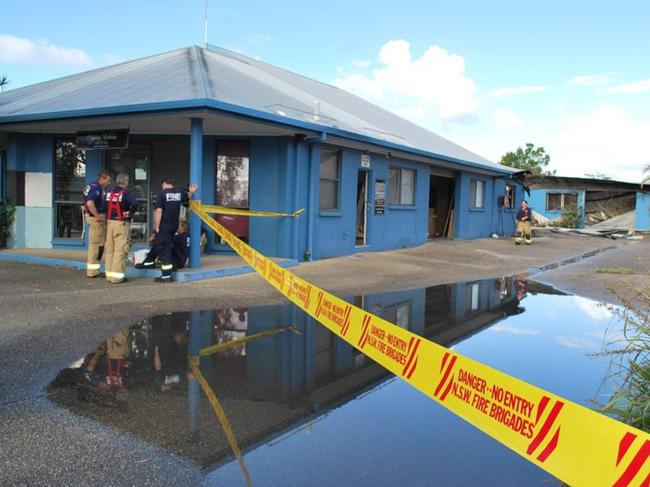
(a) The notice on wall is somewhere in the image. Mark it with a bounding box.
[135,160,147,180]
[375,179,385,215]
[361,153,371,168]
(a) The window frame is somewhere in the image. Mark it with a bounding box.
[545,192,578,212]
[388,166,416,206]
[53,138,87,241]
[504,183,515,210]
[319,147,341,212]
[470,179,486,209]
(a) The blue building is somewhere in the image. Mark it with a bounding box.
[0,45,523,264]
[527,176,650,230]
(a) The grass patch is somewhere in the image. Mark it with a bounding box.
[596,268,637,275]
[599,288,650,431]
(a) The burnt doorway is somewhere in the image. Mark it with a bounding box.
[356,170,369,246]
[429,174,456,238]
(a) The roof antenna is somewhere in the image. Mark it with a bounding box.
[203,0,208,48]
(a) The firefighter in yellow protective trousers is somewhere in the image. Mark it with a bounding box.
[104,173,138,284]
[82,171,111,277]
[514,200,533,245]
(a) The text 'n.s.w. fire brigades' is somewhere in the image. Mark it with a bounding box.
[190,201,650,487]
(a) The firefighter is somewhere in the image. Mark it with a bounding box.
[515,200,533,245]
[149,178,198,282]
[82,171,111,278]
[136,219,190,271]
[104,173,138,283]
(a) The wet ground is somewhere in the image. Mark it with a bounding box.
[2,234,648,486]
[46,276,627,486]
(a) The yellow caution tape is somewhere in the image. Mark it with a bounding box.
[199,326,297,357]
[189,356,253,487]
[201,204,304,218]
[190,201,650,487]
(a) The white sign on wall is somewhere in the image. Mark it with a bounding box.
[361,153,371,168]
[25,172,53,208]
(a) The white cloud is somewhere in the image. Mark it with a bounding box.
[351,59,372,69]
[605,78,650,94]
[0,34,93,67]
[568,72,617,87]
[490,324,539,335]
[488,85,550,98]
[554,336,601,351]
[494,108,523,127]
[572,296,613,321]
[547,105,650,182]
[332,39,479,121]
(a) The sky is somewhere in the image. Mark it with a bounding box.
[1,0,649,181]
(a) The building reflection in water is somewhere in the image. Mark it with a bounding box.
[49,276,563,469]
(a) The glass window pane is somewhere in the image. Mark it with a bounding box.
[564,193,577,209]
[54,140,86,239]
[217,155,250,207]
[320,150,339,180]
[105,145,151,241]
[471,283,480,311]
[396,303,410,328]
[319,180,338,210]
[547,193,562,211]
[472,180,484,208]
[388,168,400,204]
[400,169,415,205]
[505,184,515,209]
[319,148,339,210]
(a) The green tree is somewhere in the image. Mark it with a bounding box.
[500,143,556,176]
[0,75,8,93]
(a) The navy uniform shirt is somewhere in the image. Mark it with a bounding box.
[105,186,139,221]
[172,232,190,268]
[516,207,532,221]
[82,181,106,215]
[155,188,189,229]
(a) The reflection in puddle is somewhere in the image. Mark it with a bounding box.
[49,276,621,486]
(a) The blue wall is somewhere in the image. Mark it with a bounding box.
[312,149,429,259]
[636,192,650,231]
[528,188,586,227]
[4,131,522,257]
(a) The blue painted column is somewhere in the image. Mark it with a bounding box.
[201,136,217,252]
[305,143,319,261]
[189,118,203,268]
[188,310,202,433]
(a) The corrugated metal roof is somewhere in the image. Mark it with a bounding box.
[0,45,510,173]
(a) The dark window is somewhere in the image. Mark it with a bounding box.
[388,167,415,205]
[383,301,412,329]
[505,184,515,209]
[319,148,340,211]
[105,144,151,241]
[470,179,485,208]
[546,192,577,211]
[54,139,86,239]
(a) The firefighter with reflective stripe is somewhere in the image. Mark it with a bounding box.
[149,178,198,282]
[104,173,138,284]
[515,200,533,245]
[82,171,111,277]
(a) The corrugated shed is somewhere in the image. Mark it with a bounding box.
[0,45,508,172]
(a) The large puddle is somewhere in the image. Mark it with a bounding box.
[48,276,625,486]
